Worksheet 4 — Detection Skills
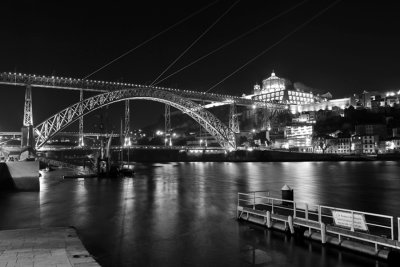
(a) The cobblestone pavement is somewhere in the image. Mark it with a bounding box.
[0,227,99,267]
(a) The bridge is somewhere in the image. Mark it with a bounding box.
[0,72,288,151]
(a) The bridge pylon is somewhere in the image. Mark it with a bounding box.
[78,90,84,146]
[229,103,240,134]
[165,104,171,146]
[21,85,34,150]
[124,100,131,146]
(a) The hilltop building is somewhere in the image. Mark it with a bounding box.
[252,71,315,105]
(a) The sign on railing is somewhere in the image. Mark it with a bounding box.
[332,210,368,231]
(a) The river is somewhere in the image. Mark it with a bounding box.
[1,161,400,266]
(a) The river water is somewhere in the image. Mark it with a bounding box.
[1,161,400,266]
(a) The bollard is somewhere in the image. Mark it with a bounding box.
[281,184,294,207]
[288,216,295,234]
[266,211,272,228]
[321,222,326,244]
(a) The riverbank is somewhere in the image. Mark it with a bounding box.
[112,148,400,162]
[0,227,99,266]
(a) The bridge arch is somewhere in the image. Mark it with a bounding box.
[33,87,236,150]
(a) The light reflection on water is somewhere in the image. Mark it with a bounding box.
[1,161,399,266]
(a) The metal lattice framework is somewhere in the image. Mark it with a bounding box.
[229,103,239,133]
[33,88,236,150]
[23,85,33,126]
[78,90,84,146]
[124,99,130,137]
[0,72,287,109]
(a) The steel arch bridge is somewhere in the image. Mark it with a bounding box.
[33,87,237,150]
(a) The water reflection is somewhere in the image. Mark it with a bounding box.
[1,162,399,266]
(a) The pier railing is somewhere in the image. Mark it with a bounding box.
[319,205,394,240]
[237,191,399,252]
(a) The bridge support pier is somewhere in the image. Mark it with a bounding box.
[165,104,171,146]
[79,90,84,146]
[229,103,239,134]
[21,125,34,149]
[124,100,130,146]
[21,85,35,156]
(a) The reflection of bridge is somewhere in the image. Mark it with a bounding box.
[0,72,288,150]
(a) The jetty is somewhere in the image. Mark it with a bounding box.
[237,186,400,261]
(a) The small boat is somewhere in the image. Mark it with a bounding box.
[108,163,135,178]
[119,163,135,176]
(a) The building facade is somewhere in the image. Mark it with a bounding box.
[252,71,314,105]
[284,124,313,149]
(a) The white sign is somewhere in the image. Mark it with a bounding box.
[332,210,368,231]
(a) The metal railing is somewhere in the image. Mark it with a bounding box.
[237,192,398,248]
[398,217,400,242]
[319,205,394,240]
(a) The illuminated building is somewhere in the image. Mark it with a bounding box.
[386,138,400,152]
[335,137,351,154]
[361,135,378,154]
[290,97,355,114]
[284,124,313,150]
[252,71,314,105]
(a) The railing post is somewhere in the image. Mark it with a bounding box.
[305,204,309,221]
[237,193,239,216]
[318,206,322,223]
[398,217,400,242]
[253,192,256,209]
[293,201,296,218]
[272,199,274,214]
[391,217,394,240]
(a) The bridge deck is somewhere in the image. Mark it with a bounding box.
[0,72,286,108]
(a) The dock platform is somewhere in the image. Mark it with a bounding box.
[237,191,400,261]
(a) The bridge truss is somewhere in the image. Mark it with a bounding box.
[0,72,286,109]
[0,72,290,150]
[33,88,237,150]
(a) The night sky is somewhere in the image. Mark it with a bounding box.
[1,0,400,131]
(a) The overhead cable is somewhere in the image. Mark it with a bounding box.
[206,0,342,93]
[150,0,241,86]
[83,1,219,80]
[154,0,309,86]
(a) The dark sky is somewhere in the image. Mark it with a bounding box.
[1,0,400,131]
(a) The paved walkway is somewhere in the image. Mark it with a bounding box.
[0,227,100,267]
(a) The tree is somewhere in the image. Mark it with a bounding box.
[312,134,333,153]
